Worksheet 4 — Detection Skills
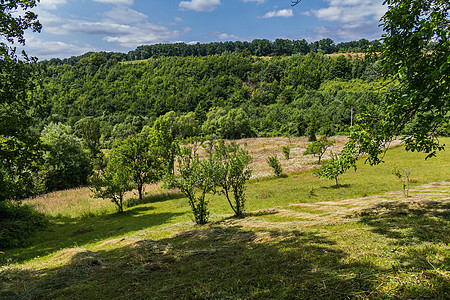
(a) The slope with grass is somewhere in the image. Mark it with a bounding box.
[1,139,449,299]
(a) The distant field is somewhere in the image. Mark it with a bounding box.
[1,137,449,299]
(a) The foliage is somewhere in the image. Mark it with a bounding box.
[0,0,41,201]
[303,136,335,164]
[39,123,92,192]
[169,147,215,224]
[90,146,134,213]
[315,142,358,187]
[209,140,252,217]
[267,155,283,177]
[0,200,47,249]
[74,117,102,160]
[149,118,179,175]
[392,166,411,198]
[350,0,450,163]
[282,146,290,160]
[113,131,164,200]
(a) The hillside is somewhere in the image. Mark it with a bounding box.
[1,139,449,299]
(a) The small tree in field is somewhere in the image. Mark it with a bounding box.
[315,142,357,188]
[210,140,252,217]
[169,147,214,224]
[115,132,164,200]
[90,147,134,213]
[267,155,283,177]
[282,146,291,160]
[304,136,335,164]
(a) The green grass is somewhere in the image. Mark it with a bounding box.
[1,141,449,299]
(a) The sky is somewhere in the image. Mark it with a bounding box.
[19,0,388,60]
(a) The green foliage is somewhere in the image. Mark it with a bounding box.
[209,140,252,217]
[113,132,164,200]
[169,147,215,224]
[39,123,92,192]
[392,166,411,198]
[150,118,180,175]
[0,1,42,201]
[282,146,290,160]
[90,146,134,213]
[315,142,358,187]
[74,117,102,159]
[304,136,335,164]
[0,200,47,248]
[267,155,283,177]
[351,0,450,163]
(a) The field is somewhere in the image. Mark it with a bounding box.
[1,137,449,299]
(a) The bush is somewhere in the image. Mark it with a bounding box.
[282,146,291,160]
[267,155,283,177]
[0,201,47,249]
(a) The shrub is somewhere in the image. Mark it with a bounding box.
[267,155,283,177]
[0,201,47,249]
[282,146,291,160]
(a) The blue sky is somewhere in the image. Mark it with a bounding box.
[21,0,387,59]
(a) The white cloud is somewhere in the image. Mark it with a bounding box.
[92,0,134,5]
[175,17,183,22]
[104,24,191,47]
[260,9,294,19]
[305,0,386,24]
[215,32,241,40]
[21,34,93,59]
[38,0,67,10]
[179,0,221,12]
[104,6,148,23]
[243,0,265,4]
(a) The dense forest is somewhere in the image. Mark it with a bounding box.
[36,49,386,142]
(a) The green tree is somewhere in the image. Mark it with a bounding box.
[267,155,283,177]
[354,0,449,163]
[303,136,335,164]
[115,132,164,200]
[210,140,252,217]
[90,146,134,213]
[315,142,358,187]
[0,0,42,201]
[74,117,102,160]
[168,147,214,225]
[39,123,92,192]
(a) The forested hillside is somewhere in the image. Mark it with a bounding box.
[36,51,387,141]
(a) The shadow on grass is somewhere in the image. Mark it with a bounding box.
[0,226,383,299]
[320,183,351,189]
[125,190,186,208]
[355,200,450,245]
[2,205,186,265]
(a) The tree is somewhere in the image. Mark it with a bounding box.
[315,142,358,188]
[293,1,449,163]
[90,146,134,213]
[115,132,164,201]
[303,136,335,164]
[210,141,252,217]
[74,117,102,160]
[39,123,92,192]
[0,0,42,201]
[168,147,215,225]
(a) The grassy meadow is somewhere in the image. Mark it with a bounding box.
[1,138,449,299]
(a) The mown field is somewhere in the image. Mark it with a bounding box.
[1,138,449,299]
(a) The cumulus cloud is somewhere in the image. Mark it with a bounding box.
[243,0,265,4]
[104,24,190,47]
[305,0,386,24]
[304,0,386,41]
[92,0,134,5]
[179,0,221,12]
[38,0,67,10]
[104,6,148,23]
[214,32,241,40]
[260,9,294,19]
[21,34,93,59]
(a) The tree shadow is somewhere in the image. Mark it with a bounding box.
[125,190,186,207]
[1,226,385,299]
[2,205,186,264]
[354,200,450,245]
[320,183,351,189]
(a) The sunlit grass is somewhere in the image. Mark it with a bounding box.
[1,138,449,299]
